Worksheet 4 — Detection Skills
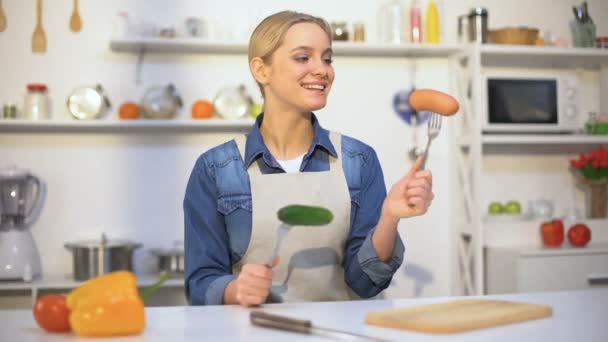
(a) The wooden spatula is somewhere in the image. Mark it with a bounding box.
[0,0,7,32]
[32,0,46,53]
[69,0,82,32]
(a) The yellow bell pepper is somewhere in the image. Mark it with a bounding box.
[66,271,146,337]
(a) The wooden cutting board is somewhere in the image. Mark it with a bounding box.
[365,299,552,334]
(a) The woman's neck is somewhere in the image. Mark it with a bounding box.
[259,106,314,161]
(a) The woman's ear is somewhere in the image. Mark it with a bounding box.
[250,57,269,85]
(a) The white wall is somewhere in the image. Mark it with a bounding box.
[1,0,606,300]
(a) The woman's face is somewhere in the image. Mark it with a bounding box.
[263,22,334,113]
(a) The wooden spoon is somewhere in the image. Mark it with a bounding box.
[0,0,7,32]
[69,0,82,32]
[32,0,46,53]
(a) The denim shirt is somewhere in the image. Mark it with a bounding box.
[183,114,405,305]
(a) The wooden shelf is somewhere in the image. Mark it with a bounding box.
[480,44,608,69]
[0,118,254,133]
[109,38,463,58]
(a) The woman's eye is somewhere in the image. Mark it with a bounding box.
[295,56,309,62]
[324,57,333,64]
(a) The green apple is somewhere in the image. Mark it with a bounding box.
[488,202,504,215]
[504,200,522,215]
[250,102,263,118]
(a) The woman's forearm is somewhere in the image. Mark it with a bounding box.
[371,201,401,262]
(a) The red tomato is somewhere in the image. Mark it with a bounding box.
[568,223,591,247]
[540,219,564,247]
[33,294,71,332]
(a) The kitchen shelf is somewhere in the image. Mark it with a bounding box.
[479,134,608,154]
[109,38,463,58]
[0,274,183,292]
[482,134,608,145]
[480,44,608,69]
[0,118,255,133]
[484,219,608,247]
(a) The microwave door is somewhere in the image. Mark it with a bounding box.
[488,79,558,129]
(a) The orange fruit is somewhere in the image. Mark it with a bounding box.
[118,102,140,120]
[191,100,214,119]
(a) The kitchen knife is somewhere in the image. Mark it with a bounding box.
[250,311,390,342]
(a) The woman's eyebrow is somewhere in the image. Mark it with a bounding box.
[289,46,333,55]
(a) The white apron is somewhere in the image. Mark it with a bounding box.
[233,132,352,303]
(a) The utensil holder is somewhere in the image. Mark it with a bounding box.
[570,20,596,47]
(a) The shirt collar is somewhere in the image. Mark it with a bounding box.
[243,113,338,168]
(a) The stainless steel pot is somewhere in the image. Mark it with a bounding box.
[150,241,184,276]
[64,234,142,281]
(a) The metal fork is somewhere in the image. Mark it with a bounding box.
[420,113,442,170]
[266,223,291,267]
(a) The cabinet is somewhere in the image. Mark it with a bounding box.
[486,243,608,294]
[452,44,608,296]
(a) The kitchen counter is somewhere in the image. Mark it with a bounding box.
[1,289,606,341]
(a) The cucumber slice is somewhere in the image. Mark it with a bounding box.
[277,205,333,226]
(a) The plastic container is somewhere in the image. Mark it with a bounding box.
[23,83,50,120]
[425,0,440,43]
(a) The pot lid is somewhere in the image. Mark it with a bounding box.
[213,85,252,119]
[149,240,184,256]
[67,84,111,120]
[469,7,488,16]
[65,234,141,249]
[0,165,32,180]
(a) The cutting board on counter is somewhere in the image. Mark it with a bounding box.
[365,299,552,334]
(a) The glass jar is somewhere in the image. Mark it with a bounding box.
[331,22,349,41]
[353,22,365,42]
[24,83,50,120]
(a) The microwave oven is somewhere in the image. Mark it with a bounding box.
[481,72,580,133]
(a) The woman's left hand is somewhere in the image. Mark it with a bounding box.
[383,155,434,219]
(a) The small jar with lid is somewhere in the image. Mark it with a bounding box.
[24,83,51,120]
[331,22,349,41]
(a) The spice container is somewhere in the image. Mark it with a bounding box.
[24,83,51,120]
[2,103,18,119]
[353,22,365,42]
[331,22,349,41]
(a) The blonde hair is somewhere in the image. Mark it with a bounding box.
[248,11,332,97]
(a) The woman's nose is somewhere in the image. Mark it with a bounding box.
[312,59,329,78]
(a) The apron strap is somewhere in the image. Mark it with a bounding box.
[234,135,263,176]
[328,131,344,176]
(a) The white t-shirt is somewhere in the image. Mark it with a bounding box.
[276,153,305,173]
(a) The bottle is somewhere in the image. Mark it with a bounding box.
[426,0,440,44]
[382,0,405,44]
[410,0,422,43]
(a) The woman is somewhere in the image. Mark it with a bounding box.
[184,11,433,307]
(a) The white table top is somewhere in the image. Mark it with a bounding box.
[1,289,607,341]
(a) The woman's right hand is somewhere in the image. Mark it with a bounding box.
[232,257,279,307]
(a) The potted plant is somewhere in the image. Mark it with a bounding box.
[570,146,608,218]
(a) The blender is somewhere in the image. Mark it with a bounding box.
[0,166,44,281]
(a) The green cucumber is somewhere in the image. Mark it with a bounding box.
[277,205,333,226]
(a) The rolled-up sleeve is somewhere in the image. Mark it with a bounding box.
[344,148,405,298]
[184,156,233,305]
